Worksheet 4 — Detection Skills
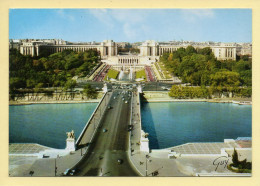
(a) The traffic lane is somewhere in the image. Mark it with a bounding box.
[83,90,137,176]
[73,91,121,176]
[102,150,138,176]
[82,90,131,175]
[111,92,131,150]
[100,90,138,176]
[74,90,134,176]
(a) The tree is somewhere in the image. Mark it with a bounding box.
[9,77,25,98]
[232,148,239,167]
[63,80,77,100]
[210,70,240,97]
[231,148,252,171]
[185,46,197,55]
[169,85,209,99]
[83,84,98,99]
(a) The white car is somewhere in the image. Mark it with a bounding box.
[63,169,70,176]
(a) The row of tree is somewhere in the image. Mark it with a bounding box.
[160,46,252,97]
[9,48,100,94]
[10,83,98,101]
[169,85,251,99]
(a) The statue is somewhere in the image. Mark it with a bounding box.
[66,130,75,139]
[65,130,75,152]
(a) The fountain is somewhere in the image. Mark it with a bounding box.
[129,67,133,80]
[118,70,124,80]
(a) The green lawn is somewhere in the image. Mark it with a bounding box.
[104,69,119,80]
[135,69,147,81]
[158,62,172,79]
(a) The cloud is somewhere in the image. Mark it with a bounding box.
[88,9,115,29]
[89,9,152,40]
[56,9,75,21]
[110,9,147,23]
[181,9,215,22]
[123,23,136,39]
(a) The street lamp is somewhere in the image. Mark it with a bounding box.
[93,116,96,130]
[55,156,58,176]
[145,154,151,176]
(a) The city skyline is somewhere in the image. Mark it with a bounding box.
[9,9,252,43]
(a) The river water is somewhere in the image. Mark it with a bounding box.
[9,102,252,150]
[141,102,252,149]
[9,103,98,149]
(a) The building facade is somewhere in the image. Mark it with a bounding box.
[12,39,252,62]
[139,40,237,60]
[19,40,118,57]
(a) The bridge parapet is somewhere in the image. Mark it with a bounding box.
[76,92,112,148]
[129,91,149,154]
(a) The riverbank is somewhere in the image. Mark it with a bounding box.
[142,91,252,104]
[9,92,104,105]
[9,99,101,106]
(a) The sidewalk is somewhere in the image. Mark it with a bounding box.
[9,145,88,177]
[127,91,251,177]
[128,91,185,176]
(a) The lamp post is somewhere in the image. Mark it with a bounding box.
[145,154,150,176]
[55,157,57,176]
[93,116,96,130]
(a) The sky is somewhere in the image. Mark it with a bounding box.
[9,9,252,43]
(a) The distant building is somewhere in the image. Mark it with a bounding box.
[139,40,237,60]
[236,43,252,56]
[18,39,117,57]
[116,42,129,48]
[9,39,21,50]
[11,39,251,62]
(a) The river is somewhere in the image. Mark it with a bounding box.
[9,103,98,149]
[9,101,252,150]
[141,102,252,149]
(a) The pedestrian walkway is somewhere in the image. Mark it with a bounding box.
[128,92,185,176]
[127,91,251,177]
[167,142,239,155]
[9,146,88,177]
[9,143,53,155]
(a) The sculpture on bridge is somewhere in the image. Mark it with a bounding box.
[102,83,108,93]
[66,130,75,139]
[66,130,75,152]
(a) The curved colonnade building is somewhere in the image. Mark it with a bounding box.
[18,39,238,68]
[20,40,117,58]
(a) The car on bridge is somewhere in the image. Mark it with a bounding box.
[63,169,70,176]
[117,159,123,165]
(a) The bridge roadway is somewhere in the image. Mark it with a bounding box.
[73,89,139,176]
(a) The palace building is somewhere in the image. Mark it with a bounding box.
[10,39,251,67]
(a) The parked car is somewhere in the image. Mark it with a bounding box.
[63,169,70,176]
[70,169,76,175]
[117,159,123,164]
